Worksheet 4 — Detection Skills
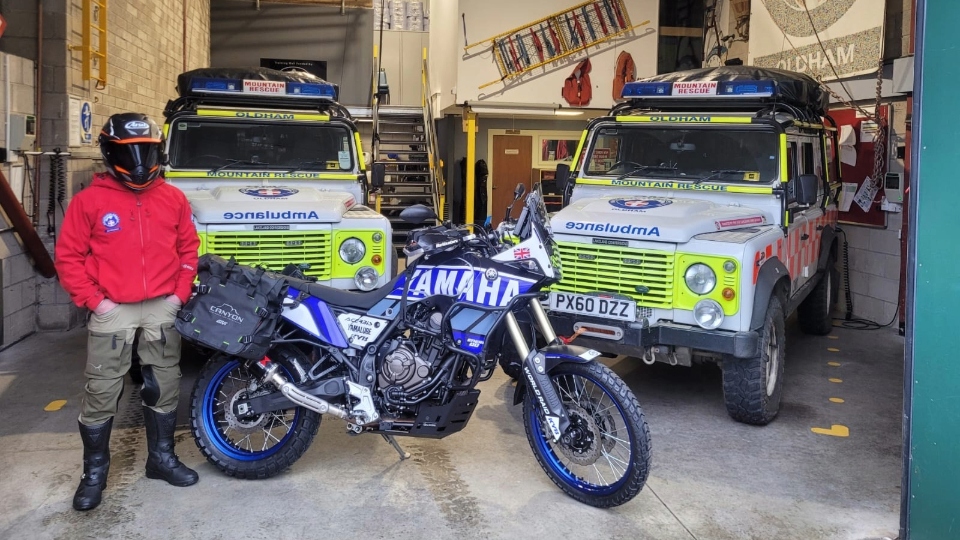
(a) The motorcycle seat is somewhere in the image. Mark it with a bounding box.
[285,273,404,310]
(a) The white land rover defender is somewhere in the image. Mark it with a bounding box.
[546,67,841,425]
[163,68,393,290]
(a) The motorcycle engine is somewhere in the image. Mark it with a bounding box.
[378,339,433,392]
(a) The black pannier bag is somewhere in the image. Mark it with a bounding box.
[175,254,288,360]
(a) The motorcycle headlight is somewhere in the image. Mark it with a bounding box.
[684,263,717,295]
[339,238,366,264]
[354,266,379,291]
[694,299,724,330]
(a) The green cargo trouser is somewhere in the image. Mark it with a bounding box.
[81,298,182,425]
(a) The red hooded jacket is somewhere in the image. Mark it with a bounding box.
[55,173,199,311]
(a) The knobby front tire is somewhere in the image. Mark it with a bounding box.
[523,361,652,507]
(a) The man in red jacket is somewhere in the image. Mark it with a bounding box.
[56,113,201,511]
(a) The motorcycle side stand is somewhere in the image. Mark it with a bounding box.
[382,434,411,460]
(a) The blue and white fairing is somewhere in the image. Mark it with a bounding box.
[278,220,555,356]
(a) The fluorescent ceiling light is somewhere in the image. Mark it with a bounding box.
[469,107,585,117]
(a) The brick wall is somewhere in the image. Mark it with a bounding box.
[0,0,212,341]
[0,52,49,347]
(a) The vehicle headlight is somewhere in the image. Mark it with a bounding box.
[354,266,379,291]
[339,238,366,264]
[694,299,724,330]
[684,263,717,295]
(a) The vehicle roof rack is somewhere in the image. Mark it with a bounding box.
[165,67,353,120]
[613,66,828,123]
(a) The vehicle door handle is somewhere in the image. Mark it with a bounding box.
[801,233,810,240]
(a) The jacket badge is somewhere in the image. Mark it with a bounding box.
[102,212,121,233]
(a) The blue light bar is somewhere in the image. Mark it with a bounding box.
[621,79,777,99]
[621,82,672,98]
[287,82,337,100]
[190,77,243,93]
[717,80,776,97]
[189,78,337,101]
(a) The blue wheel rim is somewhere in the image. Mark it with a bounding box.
[202,359,301,461]
[529,371,632,496]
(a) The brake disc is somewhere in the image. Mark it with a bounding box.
[555,404,603,466]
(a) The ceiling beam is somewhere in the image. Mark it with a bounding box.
[258,0,373,8]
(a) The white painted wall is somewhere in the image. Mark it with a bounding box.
[429,0,460,112]
[457,0,659,108]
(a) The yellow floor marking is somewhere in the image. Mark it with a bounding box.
[829,397,845,403]
[811,424,849,437]
[829,378,843,383]
[827,347,841,352]
[44,400,67,412]
[828,335,839,340]
[828,361,841,367]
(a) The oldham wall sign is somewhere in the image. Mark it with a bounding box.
[748,0,884,80]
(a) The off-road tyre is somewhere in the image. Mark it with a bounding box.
[523,361,651,507]
[722,294,786,425]
[190,355,321,479]
[797,258,837,335]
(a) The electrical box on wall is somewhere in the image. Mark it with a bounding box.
[9,114,37,152]
[885,172,904,204]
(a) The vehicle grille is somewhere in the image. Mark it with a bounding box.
[206,231,332,279]
[553,241,675,309]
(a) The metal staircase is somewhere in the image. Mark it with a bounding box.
[372,50,444,248]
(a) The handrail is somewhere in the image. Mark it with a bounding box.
[421,48,445,221]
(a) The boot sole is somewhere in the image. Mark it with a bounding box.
[73,482,107,511]
[145,468,198,487]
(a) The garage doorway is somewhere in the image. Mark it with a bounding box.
[491,135,532,226]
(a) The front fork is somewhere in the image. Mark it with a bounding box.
[505,299,569,441]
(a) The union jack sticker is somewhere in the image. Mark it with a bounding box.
[514,247,532,260]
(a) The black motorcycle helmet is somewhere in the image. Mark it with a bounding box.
[99,113,164,190]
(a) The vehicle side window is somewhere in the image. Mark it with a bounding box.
[786,141,798,180]
[801,141,815,176]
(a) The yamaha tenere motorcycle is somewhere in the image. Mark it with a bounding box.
[189,185,652,507]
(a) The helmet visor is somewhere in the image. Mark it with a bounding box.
[109,141,161,174]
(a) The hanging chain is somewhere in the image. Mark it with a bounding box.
[817,58,887,187]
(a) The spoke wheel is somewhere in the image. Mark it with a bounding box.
[523,361,651,508]
[190,355,321,479]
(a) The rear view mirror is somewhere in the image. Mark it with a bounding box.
[788,174,820,206]
[670,142,696,152]
[555,163,570,191]
[371,162,386,188]
[399,204,437,225]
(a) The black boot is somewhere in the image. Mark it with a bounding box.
[143,407,199,487]
[73,418,113,511]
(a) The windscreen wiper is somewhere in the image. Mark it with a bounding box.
[691,169,754,185]
[286,159,332,173]
[209,159,271,174]
[615,165,678,180]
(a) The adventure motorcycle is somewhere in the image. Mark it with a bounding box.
[188,184,652,507]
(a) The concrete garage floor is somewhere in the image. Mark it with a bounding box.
[0,318,903,540]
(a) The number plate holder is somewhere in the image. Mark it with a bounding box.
[547,292,637,322]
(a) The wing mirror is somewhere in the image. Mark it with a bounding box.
[555,163,571,191]
[371,162,386,189]
[399,204,437,224]
[788,174,820,206]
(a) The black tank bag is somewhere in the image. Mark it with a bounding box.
[175,254,288,360]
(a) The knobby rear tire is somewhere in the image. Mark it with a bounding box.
[190,356,321,479]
